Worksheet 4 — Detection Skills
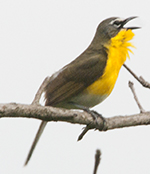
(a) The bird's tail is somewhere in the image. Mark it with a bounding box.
[24,121,47,166]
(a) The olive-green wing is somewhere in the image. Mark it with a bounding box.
[45,51,107,106]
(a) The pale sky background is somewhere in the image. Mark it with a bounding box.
[0,0,150,174]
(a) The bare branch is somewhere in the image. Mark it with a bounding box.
[128,81,145,113]
[0,103,150,136]
[123,64,150,88]
[93,149,101,174]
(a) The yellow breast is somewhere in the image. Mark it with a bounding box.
[86,29,135,97]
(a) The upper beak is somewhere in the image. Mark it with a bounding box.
[121,16,140,30]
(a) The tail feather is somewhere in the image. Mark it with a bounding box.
[24,121,47,166]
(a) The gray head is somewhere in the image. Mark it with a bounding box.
[94,16,139,44]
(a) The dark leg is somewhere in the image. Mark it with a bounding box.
[83,107,105,124]
[68,102,106,127]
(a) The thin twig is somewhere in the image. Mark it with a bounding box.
[123,64,150,88]
[93,149,101,174]
[32,76,50,105]
[128,81,145,113]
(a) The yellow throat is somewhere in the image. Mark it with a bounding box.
[86,29,135,97]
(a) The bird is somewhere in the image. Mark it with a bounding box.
[24,16,139,165]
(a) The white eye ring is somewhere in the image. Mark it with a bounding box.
[110,18,124,28]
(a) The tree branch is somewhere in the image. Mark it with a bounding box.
[1,103,150,137]
[93,149,101,174]
[128,81,145,113]
[123,64,150,88]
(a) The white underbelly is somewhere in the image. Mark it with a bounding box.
[71,92,108,108]
[55,92,108,109]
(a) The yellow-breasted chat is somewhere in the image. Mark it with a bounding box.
[24,16,139,165]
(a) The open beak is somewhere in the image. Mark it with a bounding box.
[121,16,140,30]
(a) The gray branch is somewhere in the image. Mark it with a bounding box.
[123,64,150,88]
[128,81,145,113]
[1,103,150,135]
[93,149,101,174]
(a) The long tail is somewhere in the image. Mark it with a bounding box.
[24,121,47,166]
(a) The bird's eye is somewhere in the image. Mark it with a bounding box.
[111,20,122,28]
[113,20,121,26]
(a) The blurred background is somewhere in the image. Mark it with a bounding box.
[0,0,149,173]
